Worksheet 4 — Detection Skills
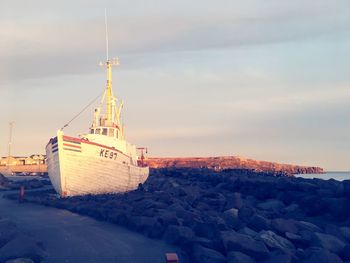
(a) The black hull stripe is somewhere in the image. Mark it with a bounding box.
[63,148,81,152]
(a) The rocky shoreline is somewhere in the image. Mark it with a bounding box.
[3,168,350,262]
[145,156,324,175]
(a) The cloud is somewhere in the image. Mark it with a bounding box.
[2,1,350,82]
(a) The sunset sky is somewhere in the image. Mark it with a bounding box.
[1,1,349,170]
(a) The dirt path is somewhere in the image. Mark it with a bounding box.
[0,193,183,263]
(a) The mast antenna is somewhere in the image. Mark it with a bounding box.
[8,121,14,157]
[105,8,109,61]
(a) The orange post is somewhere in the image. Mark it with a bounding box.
[19,185,25,203]
[165,253,179,263]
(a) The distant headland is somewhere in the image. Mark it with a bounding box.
[146,156,324,175]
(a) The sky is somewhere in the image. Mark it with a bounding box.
[0,0,349,171]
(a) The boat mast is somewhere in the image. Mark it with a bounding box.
[103,9,119,126]
[8,122,14,157]
[105,9,112,124]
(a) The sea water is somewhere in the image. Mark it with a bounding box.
[295,171,350,181]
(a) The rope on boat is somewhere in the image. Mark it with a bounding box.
[60,91,104,130]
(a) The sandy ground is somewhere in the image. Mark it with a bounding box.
[0,191,183,263]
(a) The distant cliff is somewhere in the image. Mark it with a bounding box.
[145,156,324,175]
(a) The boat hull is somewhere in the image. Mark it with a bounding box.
[46,131,149,197]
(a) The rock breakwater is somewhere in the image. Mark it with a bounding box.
[5,168,349,262]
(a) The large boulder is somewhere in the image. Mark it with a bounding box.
[193,237,216,250]
[0,173,9,186]
[324,224,347,242]
[163,225,195,246]
[283,203,300,214]
[299,196,328,216]
[257,200,284,211]
[157,210,179,226]
[261,250,293,263]
[339,227,350,242]
[193,220,220,240]
[323,197,349,221]
[271,218,298,235]
[226,192,243,209]
[5,259,34,263]
[303,247,343,263]
[149,221,166,238]
[222,208,242,230]
[127,216,157,235]
[296,221,322,233]
[227,251,256,263]
[221,231,269,260]
[258,230,295,252]
[285,232,308,247]
[311,232,346,254]
[192,244,226,263]
[342,180,350,198]
[238,206,256,223]
[341,244,350,261]
[195,192,227,211]
[248,214,270,232]
[238,227,258,238]
[0,235,45,262]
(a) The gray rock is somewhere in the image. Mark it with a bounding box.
[222,208,242,230]
[342,180,350,198]
[303,247,343,263]
[311,232,346,254]
[342,244,350,261]
[5,259,34,263]
[283,203,300,214]
[221,231,269,260]
[157,211,179,226]
[271,218,298,235]
[0,235,45,262]
[297,221,322,233]
[232,192,243,209]
[193,237,215,250]
[340,227,350,242]
[163,225,195,246]
[0,173,9,186]
[248,214,270,232]
[193,220,220,239]
[258,230,295,252]
[238,206,256,223]
[325,224,347,242]
[227,251,256,263]
[238,227,258,238]
[285,232,307,247]
[224,208,239,219]
[261,251,293,263]
[192,244,226,263]
[257,199,284,211]
[149,221,166,238]
[128,216,157,234]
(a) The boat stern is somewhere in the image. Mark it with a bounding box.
[46,130,65,196]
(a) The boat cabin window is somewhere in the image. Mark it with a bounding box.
[90,129,94,134]
[108,128,114,137]
[102,128,108,135]
[96,128,101,134]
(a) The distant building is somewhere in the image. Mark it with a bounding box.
[0,155,46,166]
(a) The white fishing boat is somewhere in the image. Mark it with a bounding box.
[45,18,149,197]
